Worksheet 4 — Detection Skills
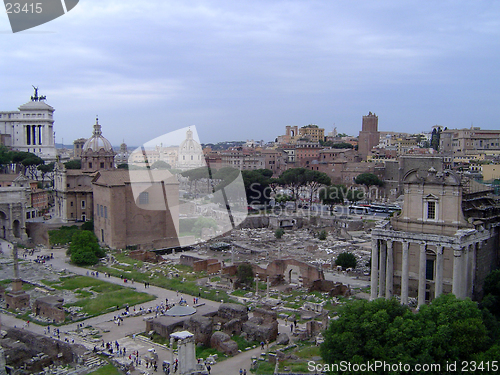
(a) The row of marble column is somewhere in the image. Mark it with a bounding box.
[26,125,43,146]
[370,239,477,307]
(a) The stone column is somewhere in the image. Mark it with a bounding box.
[464,244,472,299]
[378,241,386,298]
[370,239,379,300]
[401,241,409,305]
[255,274,259,296]
[266,276,270,298]
[417,242,427,308]
[452,249,464,299]
[385,240,394,299]
[435,246,444,298]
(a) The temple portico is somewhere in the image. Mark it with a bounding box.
[369,165,500,307]
[370,225,489,307]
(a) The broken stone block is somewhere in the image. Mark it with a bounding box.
[210,331,238,356]
[184,316,213,346]
[276,333,290,346]
[217,303,248,322]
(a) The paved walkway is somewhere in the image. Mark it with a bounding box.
[0,240,310,374]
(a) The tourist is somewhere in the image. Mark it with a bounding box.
[240,368,243,375]
[207,365,211,374]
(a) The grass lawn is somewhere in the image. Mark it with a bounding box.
[253,361,275,374]
[42,276,155,318]
[88,364,122,375]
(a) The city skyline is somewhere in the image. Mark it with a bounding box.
[2,1,500,145]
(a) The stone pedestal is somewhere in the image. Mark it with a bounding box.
[171,331,196,375]
[5,279,30,310]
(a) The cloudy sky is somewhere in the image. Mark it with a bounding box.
[1,0,500,146]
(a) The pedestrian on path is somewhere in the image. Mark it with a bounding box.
[239,368,243,375]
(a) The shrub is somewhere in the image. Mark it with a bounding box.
[275,228,285,239]
[335,252,357,269]
[318,230,327,240]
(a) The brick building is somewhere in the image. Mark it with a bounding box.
[92,169,180,249]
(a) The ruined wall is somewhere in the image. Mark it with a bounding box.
[33,297,65,323]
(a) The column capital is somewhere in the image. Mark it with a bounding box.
[454,249,462,257]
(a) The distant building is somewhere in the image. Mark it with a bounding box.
[73,138,87,159]
[0,88,58,162]
[358,112,380,160]
[81,118,115,172]
[114,141,131,167]
[177,129,205,171]
[53,118,114,222]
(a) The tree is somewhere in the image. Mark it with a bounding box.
[0,145,12,172]
[150,160,171,169]
[65,159,82,169]
[278,168,309,210]
[38,162,54,185]
[430,128,441,151]
[69,230,105,266]
[354,173,384,202]
[242,169,273,205]
[117,163,129,169]
[321,295,492,374]
[275,228,285,239]
[304,170,331,205]
[481,269,500,319]
[335,252,357,269]
[345,189,364,202]
[192,217,218,237]
[235,263,254,289]
[319,184,346,212]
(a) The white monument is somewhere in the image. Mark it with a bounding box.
[170,331,197,375]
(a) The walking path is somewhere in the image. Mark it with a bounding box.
[0,240,306,374]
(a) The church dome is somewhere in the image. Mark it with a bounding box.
[179,128,202,153]
[83,118,113,153]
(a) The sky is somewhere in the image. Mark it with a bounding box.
[1,0,500,146]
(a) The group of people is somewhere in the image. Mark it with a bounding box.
[33,253,53,263]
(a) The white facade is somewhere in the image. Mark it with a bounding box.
[0,91,58,162]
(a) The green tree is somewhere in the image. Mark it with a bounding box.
[345,189,364,202]
[65,159,82,169]
[304,170,331,205]
[69,230,105,266]
[236,263,254,289]
[117,163,129,169]
[481,269,500,319]
[278,168,309,210]
[319,184,346,213]
[38,162,54,185]
[321,295,492,375]
[242,169,273,205]
[354,172,383,202]
[0,145,12,171]
[192,217,218,237]
[430,128,441,151]
[318,230,327,240]
[275,228,285,239]
[335,252,357,269]
[150,160,171,169]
